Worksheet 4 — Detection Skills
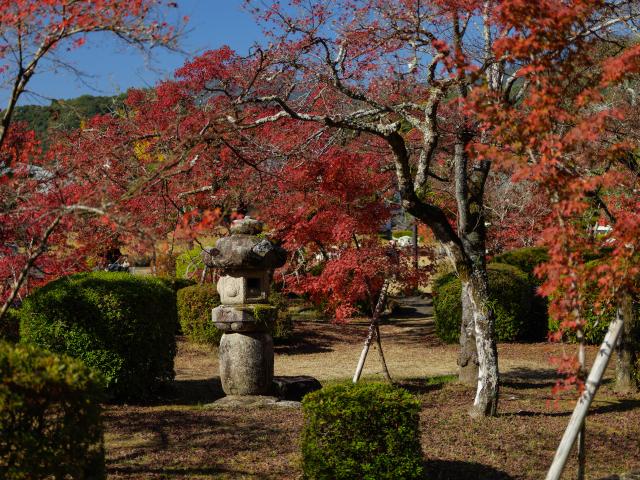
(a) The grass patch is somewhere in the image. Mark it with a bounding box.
[425,374,458,386]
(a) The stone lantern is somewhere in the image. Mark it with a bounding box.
[202,216,286,396]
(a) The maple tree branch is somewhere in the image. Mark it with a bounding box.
[0,214,62,322]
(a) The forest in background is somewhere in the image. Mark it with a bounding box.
[12,94,124,144]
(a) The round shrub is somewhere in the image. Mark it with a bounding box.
[301,382,423,480]
[0,342,104,479]
[548,259,639,345]
[433,263,535,343]
[433,274,463,344]
[492,247,549,277]
[19,272,177,401]
[493,247,550,340]
[177,284,221,345]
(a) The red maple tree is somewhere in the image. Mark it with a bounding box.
[0,0,185,317]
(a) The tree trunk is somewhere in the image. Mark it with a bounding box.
[459,282,479,385]
[467,267,499,417]
[615,293,637,393]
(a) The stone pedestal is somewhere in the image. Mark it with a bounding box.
[219,332,273,395]
[204,216,287,398]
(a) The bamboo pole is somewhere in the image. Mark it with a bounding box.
[353,279,390,383]
[546,311,625,480]
[576,328,586,480]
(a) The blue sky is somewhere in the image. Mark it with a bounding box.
[13,0,265,105]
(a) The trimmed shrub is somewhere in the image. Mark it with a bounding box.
[0,342,104,479]
[19,272,177,401]
[493,247,550,340]
[177,284,222,345]
[433,263,535,343]
[492,247,549,277]
[0,308,20,342]
[301,382,423,480]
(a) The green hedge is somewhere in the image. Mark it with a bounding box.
[0,342,105,479]
[492,247,549,277]
[177,284,222,345]
[19,272,177,401]
[433,263,539,343]
[301,382,423,480]
[0,308,20,342]
[493,247,549,340]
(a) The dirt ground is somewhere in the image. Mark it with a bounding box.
[104,318,640,479]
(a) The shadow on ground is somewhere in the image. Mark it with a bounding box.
[501,366,558,389]
[104,404,302,479]
[423,459,514,479]
[398,376,457,395]
[274,322,365,355]
[152,377,225,405]
[508,398,640,418]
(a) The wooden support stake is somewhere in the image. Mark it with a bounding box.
[353,279,391,383]
[546,310,624,480]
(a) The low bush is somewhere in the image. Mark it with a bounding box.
[548,295,640,345]
[493,247,549,340]
[492,247,549,277]
[177,283,222,345]
[433,263,537,343]
[0,342,104,479]
[154,251,176,276]
[19,272,177,401]
[548,259,639,346]
[301,382,423,480]
[0,308,20,342]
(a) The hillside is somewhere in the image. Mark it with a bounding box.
[12,93,126,143]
